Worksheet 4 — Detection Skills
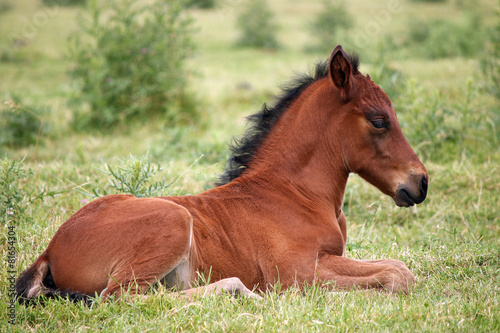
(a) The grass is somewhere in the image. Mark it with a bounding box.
[1,0,499,331]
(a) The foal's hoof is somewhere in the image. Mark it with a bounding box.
[220,277,263,300]
[380,266,415,294]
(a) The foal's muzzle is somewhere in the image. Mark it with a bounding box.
[393,174,428,207]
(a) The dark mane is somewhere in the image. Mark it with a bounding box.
[217,53,359,186]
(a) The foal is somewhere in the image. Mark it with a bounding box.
[17,45,428,303]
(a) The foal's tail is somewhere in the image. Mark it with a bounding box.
[16,253,90,305]
[15,253,50,303]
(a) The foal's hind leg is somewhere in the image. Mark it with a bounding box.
[94,199,195,301]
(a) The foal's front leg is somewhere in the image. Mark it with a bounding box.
[355,259,415,284]
[177,277,262,300]
[316,255,415,293]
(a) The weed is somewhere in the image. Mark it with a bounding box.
[76,154,177,198]
[0,157,60,224]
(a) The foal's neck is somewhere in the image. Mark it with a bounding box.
[240,80,348,216]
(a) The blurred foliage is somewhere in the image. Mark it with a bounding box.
[367,39,406,99]
[42,0,87,6]
[69,0,197,131]
[397,80,496,163]
[0,2,12,13]
[307,0,354,52]
[0,95,49,149]
[481,1,500,99]
[187,0,216,9]
[235,0,280,49]
[405,13,486,58]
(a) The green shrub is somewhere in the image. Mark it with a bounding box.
[405,14,486,59]
[235,0,279,49]
[69,0,196,131]
[0,96,49,148]
[41,0,87,6]
[307,0,354,52]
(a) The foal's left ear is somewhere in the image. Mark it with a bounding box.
[329,45,353,99]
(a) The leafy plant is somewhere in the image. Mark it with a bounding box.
[235,0,280,49]
[307,0,354,52]
[69,0,197,130]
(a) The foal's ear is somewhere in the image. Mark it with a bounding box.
[329,45,353,99]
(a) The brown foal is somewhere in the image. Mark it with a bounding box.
[17,45,428,303]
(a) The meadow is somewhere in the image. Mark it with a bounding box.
[1,0,499,331]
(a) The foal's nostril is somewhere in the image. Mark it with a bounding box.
[419,175,428,200]
[421,176,428,193]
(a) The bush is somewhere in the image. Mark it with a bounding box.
[187,0,216,9]
[0,96,49,148]
[69,0,196,130]
[405,14,486,59]
[235,0,279,49]
[307,0,354,52]
[0,2,12,13]
[41,0,87,6]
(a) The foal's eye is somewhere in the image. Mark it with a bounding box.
[370,118,387,129]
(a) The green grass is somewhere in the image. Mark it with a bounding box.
[1,0,499,331]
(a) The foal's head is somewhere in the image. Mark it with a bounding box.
[327,45,428,207]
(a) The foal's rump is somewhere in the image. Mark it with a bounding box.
[16,195,193,301]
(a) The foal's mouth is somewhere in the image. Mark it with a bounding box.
[393,176,428,207]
